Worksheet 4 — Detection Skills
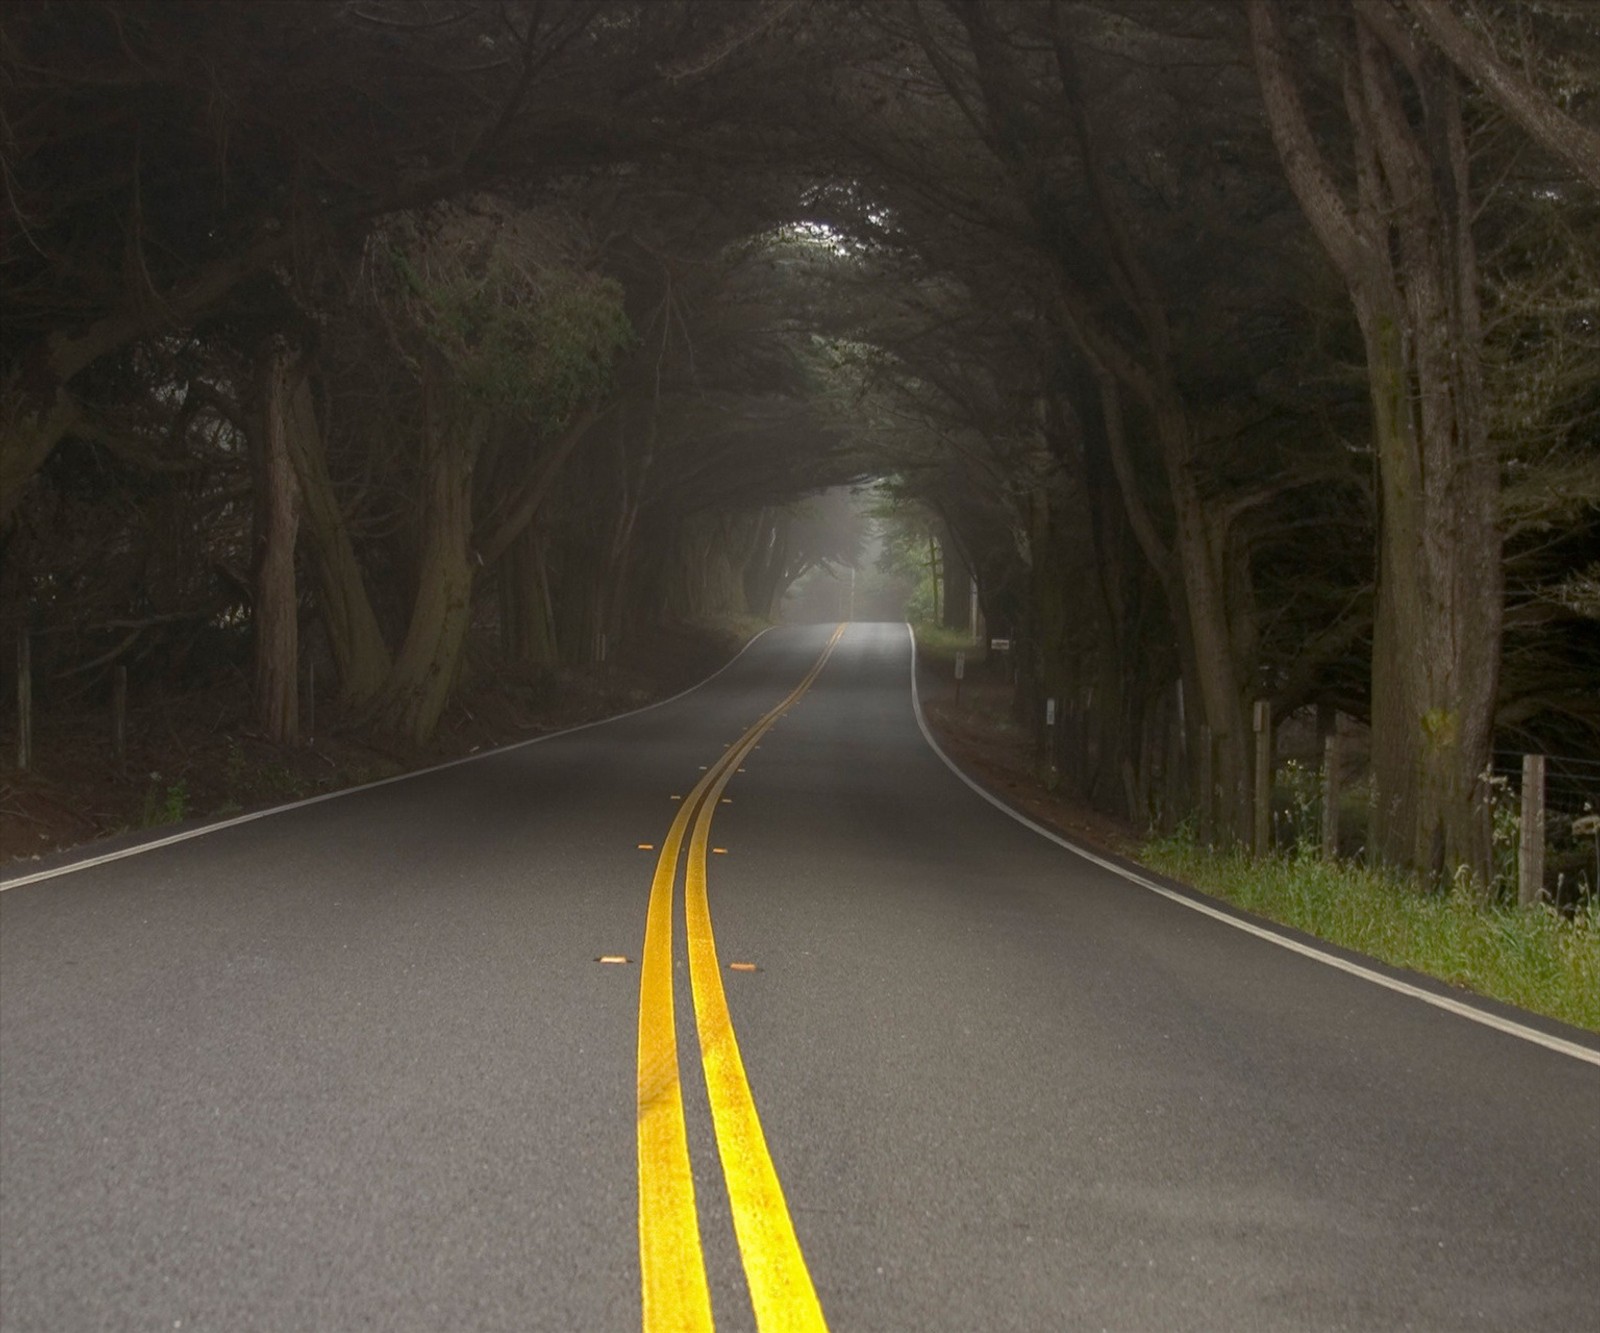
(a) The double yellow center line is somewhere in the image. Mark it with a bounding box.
[637,625,845,1333]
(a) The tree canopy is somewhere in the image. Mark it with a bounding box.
[2,0,1596,883]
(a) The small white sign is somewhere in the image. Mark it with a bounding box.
[990,638,1011,651]
[1046,698,1057,725]
[955,652,965,680]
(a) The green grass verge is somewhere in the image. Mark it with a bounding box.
[910,623,979,665]
[1141,835,1600,1033]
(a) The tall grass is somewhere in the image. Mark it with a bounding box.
[1141,834,1600,1033]
[912,623,979,659]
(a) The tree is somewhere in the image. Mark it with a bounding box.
[1252,0,1512,881]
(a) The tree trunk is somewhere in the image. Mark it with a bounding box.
[1164,415,1254,843]
[371,414,482,744]
[1250,0,1501,882]
[744,512,793,621]
[1403,0,1600,192]
[1089,372,1254,840]
[282,373,391,708]
[1360,59,1500,879]
[248,346,302,745]
[499,524,558,668]
[939,520,971,632]
[0,383,80,527]
[600,496,640,652]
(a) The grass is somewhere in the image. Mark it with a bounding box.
[139,778,190,828]
[911,623,979,665]
[1141,833,1600,1033]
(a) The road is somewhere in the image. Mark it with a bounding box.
[3,622,1597,1332]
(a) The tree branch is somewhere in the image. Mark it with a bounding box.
[1404,0,1600,192]
[1247,0,1372,288]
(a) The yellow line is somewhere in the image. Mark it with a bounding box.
[638,761,722,1333]
[638,625,844,1333]
[684,627,842,1333]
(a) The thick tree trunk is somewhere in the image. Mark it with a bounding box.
[600,497,640,653]
[1089,373,1254,840]
[498,524,558,668]
[282,374,391,708]
[939,520,972,632]
[372,415,482,744]
[715,516,756,617]
[1359,63,1500,879]
[669,515,749,622]
[1159,405,1254,842]
[249,347,302,745]
[1083,450,1142,811]
[1251,0,1501,882]
[744,512,793,621]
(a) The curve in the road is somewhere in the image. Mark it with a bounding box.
[638,625,841,1333]
[905,627,1600,1071]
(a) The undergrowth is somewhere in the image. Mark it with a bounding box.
[912,623,980,664]
[1141,833,1600,1033]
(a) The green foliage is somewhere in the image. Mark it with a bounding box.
[873,497,942,624]
[140,777,189,828]
[1142,832,1600,1032]
[1275,757,1322,855]
[900,571,937,625]
[912,623,978,661]
[1485,770,1523,899]
[376,206,634,439]
[410,257,633,433]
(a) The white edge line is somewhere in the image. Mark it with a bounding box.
[905,625,1600,1069]
[1,627,776,892]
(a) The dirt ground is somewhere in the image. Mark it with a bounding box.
[913,656,1140,860]
[2,626,1132,874]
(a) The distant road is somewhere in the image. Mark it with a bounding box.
[4,622,1597,1331]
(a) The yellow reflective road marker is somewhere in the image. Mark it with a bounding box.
[638,625,844,1333]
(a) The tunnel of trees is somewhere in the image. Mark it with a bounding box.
[2,0,1596,888]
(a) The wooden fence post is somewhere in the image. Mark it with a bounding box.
[1163,686,1185,834]
[16,631,32,771]
[1321,728,1341,861]
[1253,699,1272,857]
[113,665,127,763]
[1519,753,1546,906]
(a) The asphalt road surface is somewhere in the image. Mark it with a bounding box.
[3,622,1598,1332]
